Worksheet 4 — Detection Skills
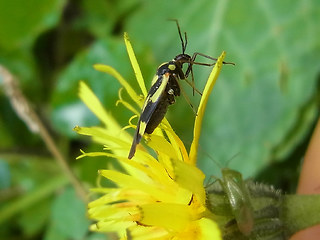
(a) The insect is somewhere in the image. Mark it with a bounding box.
[128,20,234,159]
[221,169,254,236]
[206,168,285,238]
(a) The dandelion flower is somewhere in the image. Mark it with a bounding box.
[75,32,226,240]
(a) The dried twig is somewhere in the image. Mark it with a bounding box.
[0,65,88,202]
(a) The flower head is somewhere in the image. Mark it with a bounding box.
[75,32,226,239]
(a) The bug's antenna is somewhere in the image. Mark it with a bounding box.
[183,31,187,54]
[169,19,187,54]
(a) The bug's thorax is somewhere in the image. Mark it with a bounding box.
[173,53,192,67]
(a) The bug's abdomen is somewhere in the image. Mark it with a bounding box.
[145,76,180,134]
[145,94,170,134]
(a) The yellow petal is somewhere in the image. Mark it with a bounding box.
[173,218,222,240]
[128,226,170,240]
[162,121,190,163]
[74,126,130,150]
[147,134,179,160]
[78,81,123,130]
[117,88,140,115]
[189,52,226,165]
[139,203,193,231]
[171,159,206,205]
[124,32,148,97]
[99,170,182,203]
[90,220,134,232]
[93,64,142,107]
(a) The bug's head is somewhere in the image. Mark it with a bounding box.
[174,53,192,66]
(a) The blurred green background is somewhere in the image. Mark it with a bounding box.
[0,0,319,239]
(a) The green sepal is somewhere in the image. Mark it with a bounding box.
[206,169,320,240]
[281,194,320,236]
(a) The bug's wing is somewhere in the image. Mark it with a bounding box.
[128,73,170,159]
[222,169,254,235]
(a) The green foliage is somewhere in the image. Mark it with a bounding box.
[282,194,320,236]
[0,0,65,50]
[0,160,11,189]
[17,199,51,237]
[0,0,319,239]
[48,187,90,239]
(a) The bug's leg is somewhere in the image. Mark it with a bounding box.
[176,64,202,97]
[191,52,235,66]
[190,63,195,96]
[184,78,202,96]
[192,52,217,63]
[184,64,203,96]
[126,229,132,240]
[175,77,197,115]
[181,88,197,115]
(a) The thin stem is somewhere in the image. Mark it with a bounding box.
[0,175,68,224]
[0,65,88,202]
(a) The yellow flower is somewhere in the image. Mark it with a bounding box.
[75,32,226,240]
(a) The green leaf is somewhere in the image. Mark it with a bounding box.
[0,0,66,50]
[0,173,68,225]
[0,0,66,125]
[18,199,51,237]
[0,159,11,189]
[50,38,127,136]
[51,187,90,239]
[77,0,140,38]
[44,222,67,240]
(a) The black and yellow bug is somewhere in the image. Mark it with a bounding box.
[128,20,233,159]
